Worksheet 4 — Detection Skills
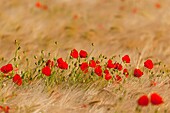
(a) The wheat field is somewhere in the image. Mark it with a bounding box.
[0,0,170,113]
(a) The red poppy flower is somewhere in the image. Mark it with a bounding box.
[104,69,109,74]
[13,74,22,86]
[1,64,13,74]
[0,106,4,112]
[107,59,115,68]
[137,95,149,106]
[134,68,143,78]
[123,68,129,78]
[144,59,154,69]
[70,49,78,58]
[0,105,3,108]
[150,81,157,86]
[73,14,79,20]
[35,2,48,10]
[115,63,123,71]
[0,106,9,113]
[96,60,100,64]
[122,55,130,63]
[35,2,42,8]
[155,3,161,9]
[46,60,54,67]
[80,62,88,73]
[57,58,64,64]
[95,65,102,76]
[79,50,88,58]
[89,60,96,68]
[150,93,163,105]
[107,60,123,71]
[4,106,9,113]
[115,75,122,82]
[105,73,112,80]
[42,66,51,76]
[57,58,68,69]
[58,62,68,70]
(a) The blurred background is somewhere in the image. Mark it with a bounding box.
[0,0,170,65]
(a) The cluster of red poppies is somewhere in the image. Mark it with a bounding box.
[0,48,164,110]
[0,48,155,86]
[41,49,154,84]
[40,48,163,107]
[134,59,154,78]
[57,58,68,70]
[138,93,163,106]
[41,49,88,76]
[0,64,22,86]
[0,105,9,113]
